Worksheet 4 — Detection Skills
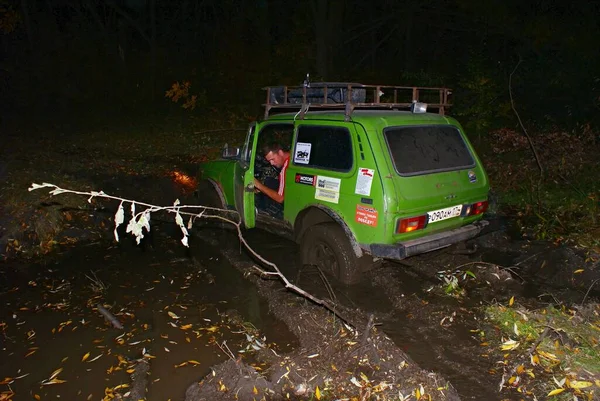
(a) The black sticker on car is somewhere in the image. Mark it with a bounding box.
[295,173,316,186]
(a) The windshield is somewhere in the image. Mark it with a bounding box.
[384,125,475,176]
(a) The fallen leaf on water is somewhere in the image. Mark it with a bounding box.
[47,368,63,381]
[205,326,219,333]
[25,349,37,358]
[164,347,170,352]
[41,378,67,386]
[167,311,180,319]
[180,324,192,330]
[81,352,90,362]
[509,296,515,306]
[0,378,13,385]
[188,360,200,365]
[573,269,584,274]
[0,391,15,400]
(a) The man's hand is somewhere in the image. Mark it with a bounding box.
[253,178,283,204]
[253,178,262,193]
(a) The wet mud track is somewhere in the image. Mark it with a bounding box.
[1,209,598,400]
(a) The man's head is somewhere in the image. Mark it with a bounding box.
[262,142,289,168]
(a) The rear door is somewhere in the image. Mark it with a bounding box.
[233,123,258,227]
[383,124,488,217]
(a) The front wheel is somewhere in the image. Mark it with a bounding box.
[300,223,365,285]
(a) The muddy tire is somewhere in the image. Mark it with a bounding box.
[300,223,363,285]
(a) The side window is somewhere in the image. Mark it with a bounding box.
[294,125,353,171]
[257,124,294,152]
[241,125,255,164]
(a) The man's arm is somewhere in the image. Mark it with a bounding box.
[254,178,284,204]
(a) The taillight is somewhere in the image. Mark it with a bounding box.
[464,200,488,216]
[397,215,428,233]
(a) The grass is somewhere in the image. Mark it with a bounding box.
[484,301,600,399]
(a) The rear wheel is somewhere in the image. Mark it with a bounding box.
[300,223,364,285]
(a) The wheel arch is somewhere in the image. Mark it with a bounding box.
[196,178,226,208]
[293,205,364,258]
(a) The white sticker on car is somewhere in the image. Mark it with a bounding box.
[294,142,312,164]
[315,176,341,204]
[355,167,374,196]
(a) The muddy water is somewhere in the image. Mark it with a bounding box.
[0,224,296,400]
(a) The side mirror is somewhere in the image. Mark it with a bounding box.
[222,145,240,159]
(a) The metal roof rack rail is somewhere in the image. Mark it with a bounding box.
[263,83,452,120]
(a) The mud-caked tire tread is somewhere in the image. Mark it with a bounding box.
[300,223,363,285]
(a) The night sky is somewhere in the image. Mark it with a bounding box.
[1,0,598,126]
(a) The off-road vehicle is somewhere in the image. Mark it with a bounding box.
[197,83,489,284]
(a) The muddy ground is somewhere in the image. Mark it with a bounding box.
[1,124,599,400]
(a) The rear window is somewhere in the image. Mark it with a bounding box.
[384,125,475,176]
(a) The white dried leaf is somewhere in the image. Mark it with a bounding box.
[113,201,125,242]
[175,212,185,228]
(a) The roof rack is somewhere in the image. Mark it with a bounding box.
[263,83,452,120]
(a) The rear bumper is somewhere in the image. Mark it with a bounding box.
[369,220,489,260]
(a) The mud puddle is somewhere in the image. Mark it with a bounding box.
[0,223,296,400]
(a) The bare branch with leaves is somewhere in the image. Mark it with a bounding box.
[29,182,354,327]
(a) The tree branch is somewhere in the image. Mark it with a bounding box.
[509,57,544,175]
[29,183,355,328]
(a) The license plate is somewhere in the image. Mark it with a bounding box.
[428,205,462,223]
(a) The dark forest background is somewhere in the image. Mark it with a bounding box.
[1,0,599,130]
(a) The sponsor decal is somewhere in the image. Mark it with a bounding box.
[315,176,341,204]
[468,170,477,183]
[295,173,316,186]
[294,142,312,164]
[355,204,378,227]
[355,167,374,196]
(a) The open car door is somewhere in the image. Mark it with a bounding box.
[233,123,258,228]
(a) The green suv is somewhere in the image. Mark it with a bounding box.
[197,83,489,284]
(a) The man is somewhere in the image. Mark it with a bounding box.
[254,143,290,217]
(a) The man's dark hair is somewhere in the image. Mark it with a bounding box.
[262,142,285,155]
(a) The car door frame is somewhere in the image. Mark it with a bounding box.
[233,123,259,228]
